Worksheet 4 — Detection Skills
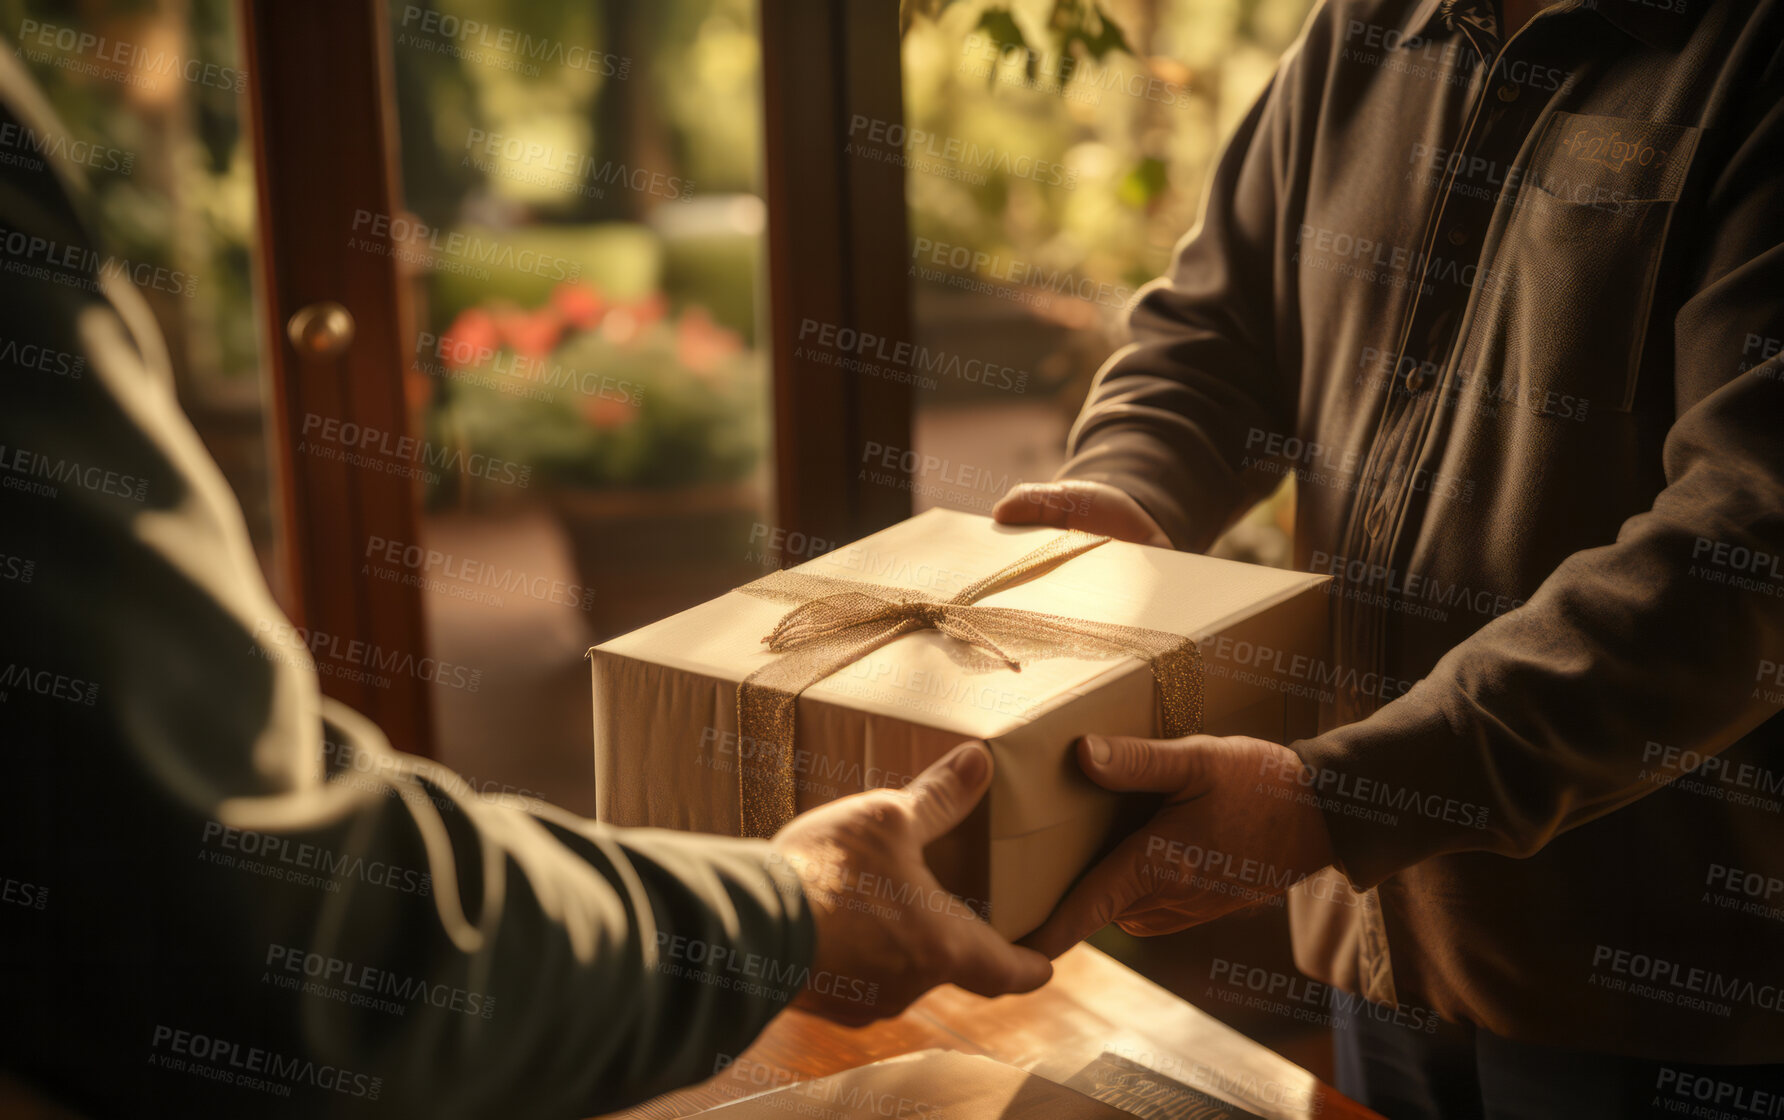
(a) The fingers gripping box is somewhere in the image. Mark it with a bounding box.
[591,509,1330,938]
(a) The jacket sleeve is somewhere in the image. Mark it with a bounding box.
[1053,12,1325,552]
[0,53,811,1120]
[1289,73,1784,888]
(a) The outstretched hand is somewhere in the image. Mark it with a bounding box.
[1022,734,1334,959]
[992,480,1173,548]
[771,741,1054,1026]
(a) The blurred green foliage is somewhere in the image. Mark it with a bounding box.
[386,0,771,499]
[902,0,1314,308]
[0,0,259,390]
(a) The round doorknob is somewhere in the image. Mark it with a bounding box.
[286,301,357,359]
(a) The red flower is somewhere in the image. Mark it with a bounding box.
[440,308,501,369]
[582,393,639,430]
[633,292,668,328]
[675,305,743,375]
[495,307,565,360]
[552,281,606,330]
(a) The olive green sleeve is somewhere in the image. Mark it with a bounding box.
[0,50,812,1120]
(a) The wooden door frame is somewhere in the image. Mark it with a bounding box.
[761,0,915,554]
[239,0,435,756]
[237,0,919,753]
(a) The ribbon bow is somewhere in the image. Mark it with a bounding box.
[734,530,1203,837]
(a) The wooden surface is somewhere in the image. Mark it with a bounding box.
[598,945,1384,1120]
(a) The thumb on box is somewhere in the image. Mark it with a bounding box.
[1078,734,1220,795]
[904,740,993,844]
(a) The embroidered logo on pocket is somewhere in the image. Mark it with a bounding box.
[1525,111,1700,204]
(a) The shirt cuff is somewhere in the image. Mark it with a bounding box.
[1286,689,1497,890]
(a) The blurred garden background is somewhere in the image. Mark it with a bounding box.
[3,0,1317,801]
[2,0,1314,617]
[9,0,1332,1076]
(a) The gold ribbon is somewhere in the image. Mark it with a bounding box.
[734,530,1204,838]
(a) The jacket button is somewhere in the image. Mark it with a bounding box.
[1406,367,1430,392]
[1447,228,1468,246]
[1496,84,1519,102]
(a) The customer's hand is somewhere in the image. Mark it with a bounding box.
[770,741,1053,1026]
[992,480,1172,548]
[1022,734,1334,959]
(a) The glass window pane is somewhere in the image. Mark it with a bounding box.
[899,0,1314,566]
[383,0,770,807]
[5,0,278,591]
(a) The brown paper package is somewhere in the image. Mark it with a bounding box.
[591,510,1330,938]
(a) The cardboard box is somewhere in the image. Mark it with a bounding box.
[591,509,1329,938]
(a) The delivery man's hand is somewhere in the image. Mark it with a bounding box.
[1021,735,1334,959]
[992,480,1172,548]
[770,741,1054,1026]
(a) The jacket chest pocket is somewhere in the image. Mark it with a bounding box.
[1464,112,1700,415]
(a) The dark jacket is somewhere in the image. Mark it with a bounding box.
[1060,0,1784,1060]
[0,46,812,1119]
